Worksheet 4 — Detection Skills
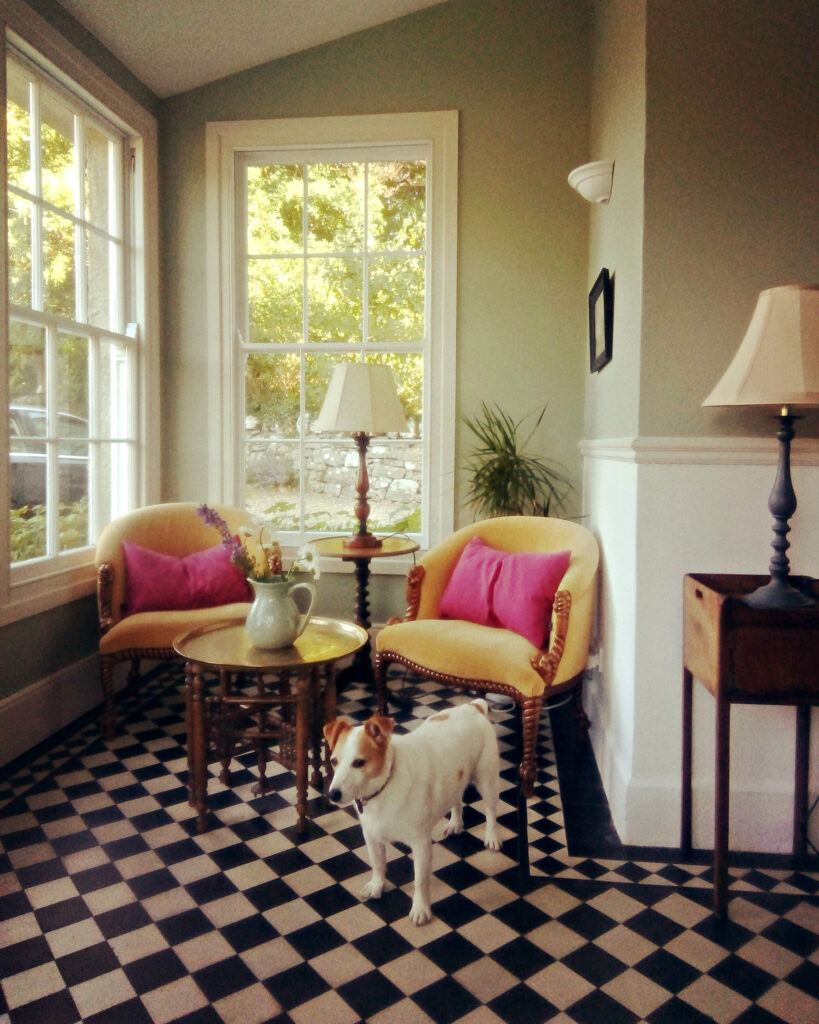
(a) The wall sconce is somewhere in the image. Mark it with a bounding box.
[568,160,614,204]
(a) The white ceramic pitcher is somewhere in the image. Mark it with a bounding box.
[245,579,316,649]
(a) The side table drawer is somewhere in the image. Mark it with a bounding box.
[728,626,819,700]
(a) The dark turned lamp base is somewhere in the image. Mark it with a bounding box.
[744,410,815,610]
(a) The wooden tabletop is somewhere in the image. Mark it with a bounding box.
[313,535,419,561]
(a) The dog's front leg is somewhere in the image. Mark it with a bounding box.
[409,838,433,925]
[360,831,387,901]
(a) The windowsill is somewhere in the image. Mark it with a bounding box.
[1,564,97,627]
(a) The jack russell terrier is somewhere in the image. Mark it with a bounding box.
[323,699,502,925]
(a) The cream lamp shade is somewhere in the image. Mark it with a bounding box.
[313,362,408,435]
[702,283,819,608]
[703,284,819,409]
[314,362,407,549]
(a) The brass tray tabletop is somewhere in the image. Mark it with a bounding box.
[173,615,368,672]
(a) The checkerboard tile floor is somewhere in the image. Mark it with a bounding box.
[1,664,817,1024]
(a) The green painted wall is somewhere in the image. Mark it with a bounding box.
[158,0,593,517]
[640,0,819,439]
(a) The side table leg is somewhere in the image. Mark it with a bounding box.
[793,704,810,857]
[190,662,209,833]
[714,696,730,916]
[295,675,309,835]
[309,666,323,794]
[681,668,693,856]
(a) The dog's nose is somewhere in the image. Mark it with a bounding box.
[329,787,342,804]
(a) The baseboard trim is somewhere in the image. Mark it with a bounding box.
[0,654,100,768]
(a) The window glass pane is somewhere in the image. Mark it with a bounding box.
[57,333,89,426]
[7,194,32,306]
[368,352,423,437]
[10,506,45,562]
[248,257,302,343]
[246,440,300,528]
[9,320,46,412]
[368,160,426,251]
[40,86,76,214]
[368,254,424,342]
[245,351,301,439]
[98,339,130,439]
[308,162,364,253]
[43,208,75,318]
[58,488,89,551]
[304,351,350,425]
[362,438,422,534]
[97,441,132,521]
[85,230,115,329]
[84,124,112,230]
[307,256,362,342]
[6,62,31,192]
[247,164,302,254]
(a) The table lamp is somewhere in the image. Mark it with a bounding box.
[313,362,408,549]
[703,283,819,608]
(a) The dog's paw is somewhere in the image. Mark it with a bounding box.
[360,879,383,901]
[484,829,502,851]
[441,819,463,838]
[409,901,432,926]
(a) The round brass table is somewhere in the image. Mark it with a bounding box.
[174,615,367,834]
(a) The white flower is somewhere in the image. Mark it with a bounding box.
[293,542,320,580]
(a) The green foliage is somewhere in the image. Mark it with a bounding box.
[463,403,571,518]
[10,498,88,563]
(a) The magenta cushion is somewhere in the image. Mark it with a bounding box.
[439,536,571,647]
[123,540,250,614]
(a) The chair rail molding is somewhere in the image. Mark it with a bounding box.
[581,435,819,466]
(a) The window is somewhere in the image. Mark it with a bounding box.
[207,113,457,553]
[1,22,158,623]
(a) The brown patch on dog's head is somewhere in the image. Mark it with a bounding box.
[323,718,351,752]
[359,715,395,778]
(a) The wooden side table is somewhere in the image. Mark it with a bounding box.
[174,615,367,834]
[313,535,419,684]
[681,572,819,916]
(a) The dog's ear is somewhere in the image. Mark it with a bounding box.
[364,716,395,745]
[323,718,351,751]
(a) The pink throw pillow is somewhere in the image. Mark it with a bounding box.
[439,537,504,627]
[439,535,571,648]
[493,548,571,647]
[123,540,250,614]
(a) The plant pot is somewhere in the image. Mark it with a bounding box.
[245,579,316,649]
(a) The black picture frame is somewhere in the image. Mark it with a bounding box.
[589,268,613,373]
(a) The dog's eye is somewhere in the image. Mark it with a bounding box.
[330,757,338,767]
[352,758,366,769]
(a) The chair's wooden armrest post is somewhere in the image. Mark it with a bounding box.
[402,564,426,622]
[531,589,571,685]
[97,562,115,636]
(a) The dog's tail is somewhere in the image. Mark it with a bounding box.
[470,698,490,717]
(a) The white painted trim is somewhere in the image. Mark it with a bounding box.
[581,434,819,465]
[205,111,458,546]
[0,3,160,624]
[0,652,99,767]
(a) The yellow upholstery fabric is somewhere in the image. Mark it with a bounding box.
[98,602,251,654]
[376,619,547,696]
[376,516,599,693]
[95,502,256,734]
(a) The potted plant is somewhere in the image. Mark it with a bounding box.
[463,402,571,518]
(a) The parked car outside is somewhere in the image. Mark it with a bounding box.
[9,405,88,508]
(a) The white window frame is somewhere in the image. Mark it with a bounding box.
[0,1,159,625]
[205,112,457,563]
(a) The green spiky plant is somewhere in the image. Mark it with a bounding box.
[463,402,571,518]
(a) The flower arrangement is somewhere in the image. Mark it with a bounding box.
[197,504,319,583]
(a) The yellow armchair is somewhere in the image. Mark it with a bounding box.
[375,517,599,810]
[95,502,254,737]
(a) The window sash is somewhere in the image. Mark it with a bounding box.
[206,112,458,554]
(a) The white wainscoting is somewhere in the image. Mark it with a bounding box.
[0,654,100,768]
[581,436,819,852]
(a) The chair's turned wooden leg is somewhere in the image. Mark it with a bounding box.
[519,696,543,799]
[514,706,531,887]
[101,657,116,740]
[374,654,388,716]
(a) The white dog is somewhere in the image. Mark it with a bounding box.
[323,699,501,925]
